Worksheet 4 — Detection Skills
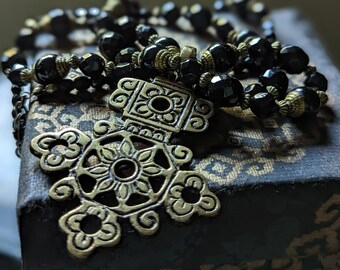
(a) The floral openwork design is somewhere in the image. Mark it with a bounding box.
[31,77,220,259]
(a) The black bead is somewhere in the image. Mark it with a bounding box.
[98,31,127,60]
[123,0,141,18]
[205,74,243,107]
[280,46,309,74]
[207,43,239,73]
[94,11,116,32]
[1,48,27,74]
[247,2,268,24]
[244,83,265,97]
[74,76,92,91]
[115,47,138,64]
[79,53,106,78]
[180,59,203,87]
[294,87,321,115]
[8,64,26,86]
[74,7,88,18]
[35,54,62,85]
[245,37,275,75]
[139,7,152,20]
[250,92,279,118]
[48,9,72,38]
[259,68,289,100]
[139,44,164,72]
[153,37,179,49]
[87,7,101,18]
[116,16,138,45]
[235,29,258,45]
[136,25,158,46]
[305,72,328,92]
[186,4,212,33]
[106,63,138,87]
[233,0,250,19]
[16,28,36,51]
[161,2,180,25]
[213,18,234,42]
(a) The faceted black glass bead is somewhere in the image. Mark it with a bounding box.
[115,47,138,64]
[116,16,138,45]
[79,53,106,78]
[213,18,234,42]
[106,63,139,87]
[294,87,321,115]
[180,59,203,87]
[48,9,72,38]
[1,48,27,74]
[245,37,275,75]
[16,28,36,51]
[88,7,101,18]
[250,92,279,118]
[244,83,265,97]
[161,2,180,25]
[35,54,62,85]
[205,74,243,107]
[98,31,127,60]
[74,8,87,18]
[74,76,92,91]
[208,43,239,73]
[8,64,26,86]
[139,44,164,72]
[235,29,257,45]
[186,4,212,33]
[139,7,152,20]
[305,72,328,92]
[233,0,250,18]
[153,37,179,49]
[136,25,158,46]
[123,0,141,18]
[259,68,289,100]
[280,46,309,74]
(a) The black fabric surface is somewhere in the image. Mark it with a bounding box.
[17,9,340,270]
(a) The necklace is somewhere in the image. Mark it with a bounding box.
[1,0,330,259]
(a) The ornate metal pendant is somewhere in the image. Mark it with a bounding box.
[31,77,221,259]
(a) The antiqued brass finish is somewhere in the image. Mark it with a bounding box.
[31,77,220,259]
[283,90,306,117]
[201,50,216,72]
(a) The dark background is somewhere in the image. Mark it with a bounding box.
[0,0,339,67]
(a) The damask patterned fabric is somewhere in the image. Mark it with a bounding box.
[18,10,340,270]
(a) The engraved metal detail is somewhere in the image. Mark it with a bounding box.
[31,77,219,259]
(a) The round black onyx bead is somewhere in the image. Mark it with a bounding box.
[139,44,164,72]
[186,4,212,33]
[8,64,26,86]
[161,2,181,25]
[153,37,179,49]
[259,68,289,100]
[79,53,105,78]
[136,25,158,46]
[48,9,72,38]
[305,72,328,92]
[35,54,63,85]
[207,43,239,73]
[180,59,203,87]
[213,18,234,42]
[245,37,275,75]
[293,87,321,115]
[98,31,127,60]
[94,11,116,32]
[1,48,27,74]
[250,92,279,118]
[115,47,138,64]
[205,74,243,107]
[280,46,309,74]
[116,16,138,45]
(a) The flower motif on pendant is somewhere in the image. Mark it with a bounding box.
[164,171,220,223]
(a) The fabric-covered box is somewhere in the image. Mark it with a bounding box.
[17,9,340,270]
